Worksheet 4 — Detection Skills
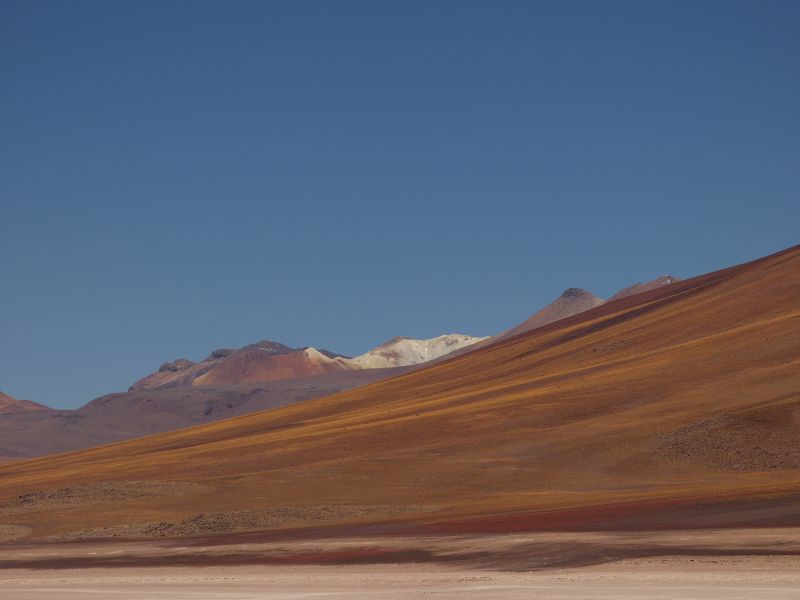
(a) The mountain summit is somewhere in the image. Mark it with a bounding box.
[495,288,605,342]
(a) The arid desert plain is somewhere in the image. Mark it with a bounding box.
[3,530,800,598]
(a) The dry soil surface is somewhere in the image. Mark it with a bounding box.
[2,556,800,599]
[2,529,800,599]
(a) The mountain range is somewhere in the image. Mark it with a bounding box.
[129,334,486,391]
[0,331,487,461]
[0,277,678,461]
[0,245,795,543]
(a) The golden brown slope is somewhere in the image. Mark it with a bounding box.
[0,368,408,461]
[1,245,800,540]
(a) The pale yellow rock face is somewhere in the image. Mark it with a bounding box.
[347,334,488,368]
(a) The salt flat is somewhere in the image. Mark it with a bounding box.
[2,529,800,599]
[2,556,800,600]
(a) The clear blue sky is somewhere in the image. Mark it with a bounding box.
[1,1,798,408]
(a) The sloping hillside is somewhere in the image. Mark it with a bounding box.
[0,368,407,460]
[488,276,679,347]
[1,245,799,541]
[0,333,477,461]
[608,275,680,301]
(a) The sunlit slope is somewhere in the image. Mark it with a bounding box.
[1,245,799,538]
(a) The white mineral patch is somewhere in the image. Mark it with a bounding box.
[347,334,487,369]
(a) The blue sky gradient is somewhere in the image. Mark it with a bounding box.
[2,0,799,408]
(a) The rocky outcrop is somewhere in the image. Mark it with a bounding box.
[158,359,196,373]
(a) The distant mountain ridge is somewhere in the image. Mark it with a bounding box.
[349,334,488,369]
[130,334,485,391]
[1,244,794,542]
[0,273,677,461]
[123,275,684,392]
[0,390,50,415]
[0,334,484,460]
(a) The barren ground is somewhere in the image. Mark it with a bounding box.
[2,528,800,599]
[2,556,799,599]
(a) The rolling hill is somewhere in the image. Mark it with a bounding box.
[0,244,798,541]
[0,391,50,415]
[0,369,407,461]
[0,333,482,461]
